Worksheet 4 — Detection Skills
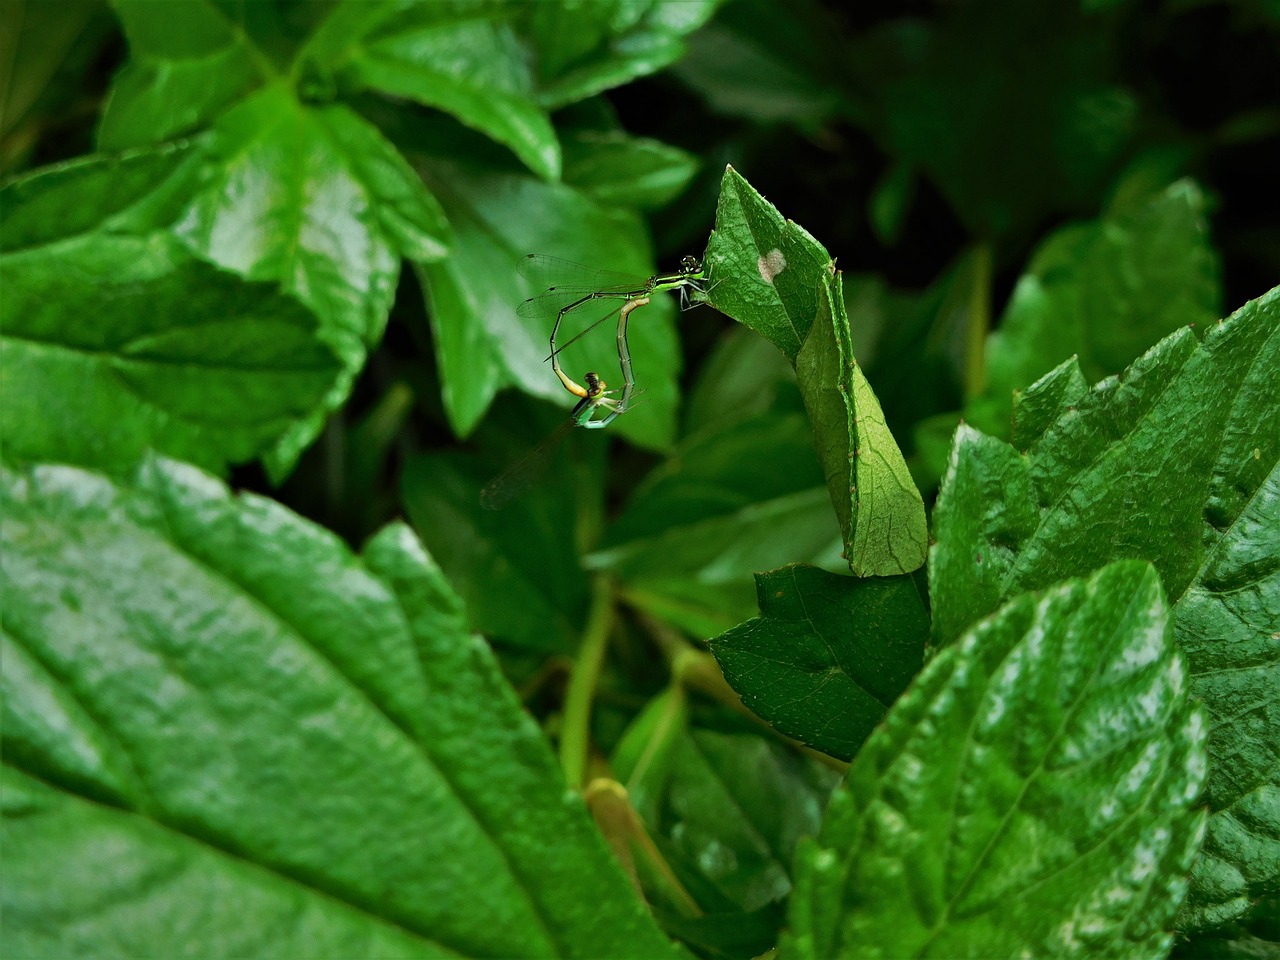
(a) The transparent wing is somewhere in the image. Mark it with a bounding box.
[516,288,628,322]
[479,416,578,511]
[516,255,648,295]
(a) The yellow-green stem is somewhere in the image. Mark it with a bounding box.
[623,684,687,794]
[584,778,703,917]
[559,575,614,789]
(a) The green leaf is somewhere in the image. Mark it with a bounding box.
[702,165,833,361]
[976,179,1222,436]
[304,0,560,180]
[561,129,699,211]
[1,458,680,959]
[930,286,1280,931]
[525,0,721,109]
[783,561,1208,958]
[175,83,451,476]
[709,565,928,761]
[614,702,842,914]
[407,121,677,445]
[592,412,843,637]
[796,275,928,576]
[1008,357,1089,450]
[700,168,928,576]
[0,140,201,250]
[309,102,453,264]
[178,84,449,348]
[99,0,271,149]
[0,147,342,475]
[667,0,841,128]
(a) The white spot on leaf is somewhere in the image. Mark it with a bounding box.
[758,248,787,283]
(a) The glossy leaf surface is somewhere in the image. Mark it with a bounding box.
[931,287,1280,930]
[304,0,560,180]
[702,168,928,575]
[797,276,928,575]
[526,0,720,109]
[0,147,342,476]
[784,562,1208,958]
[969,179,1222,439]
[98,0,269,149]
[1,458,680,959]
[710,565,928,760]
[561,130,699,211]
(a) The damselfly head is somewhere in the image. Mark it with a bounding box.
[585,371,607,396]
[680,255,702,275]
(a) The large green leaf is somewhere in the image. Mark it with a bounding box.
[783,561,1208,958]
[98,0,271,149]
[175,83,450,475]
[302,0,560,180]
[971,179,1222,438]
[0,146,342,475]
[702,166,832,362]
[0,458,681,959]
[709,565,928,761]
[407,121,678,445]
[524,0,721,109]
[796,275,928,576]
[930,286,1280,930]
[178,84,449,352]
[561,129,699,211]
[702,167,928,576]
[98,6,454,478]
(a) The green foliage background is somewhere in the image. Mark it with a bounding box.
[2,1,1277,957]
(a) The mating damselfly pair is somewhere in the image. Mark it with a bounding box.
[516,253,707,425]
[479,254,708,509]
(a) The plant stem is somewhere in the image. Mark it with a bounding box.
[622,684,687,794]
[584,777,703,917]
[559,575,614,789]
